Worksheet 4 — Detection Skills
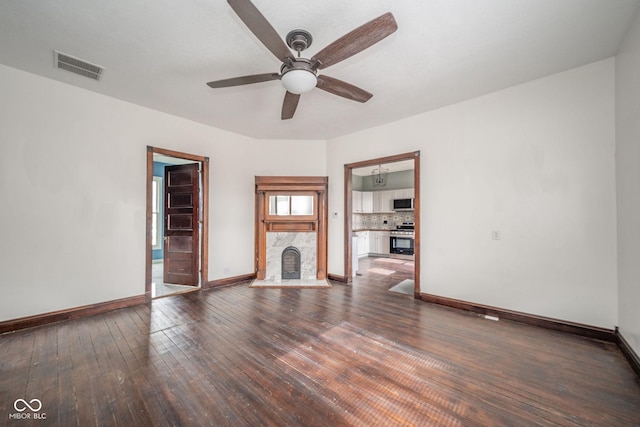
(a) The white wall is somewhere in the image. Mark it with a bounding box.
[0,64,325,322]
[616,9,640,355]
[327,59,617,328]
[0,57,622,331]
[208,139,325,280]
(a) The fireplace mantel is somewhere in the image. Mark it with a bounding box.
[255,176,328,280]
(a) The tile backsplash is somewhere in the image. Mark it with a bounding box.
[352,212,415,230]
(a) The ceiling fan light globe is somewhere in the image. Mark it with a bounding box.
[281,69,317,94]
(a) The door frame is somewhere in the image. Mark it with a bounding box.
[145,146,209,301]
[344,151,421,297]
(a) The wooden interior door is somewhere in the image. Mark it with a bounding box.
[164,163,200,285]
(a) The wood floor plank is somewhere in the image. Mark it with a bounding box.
[0,330,35,412]
[107,310,178,426]
[95,313,153,426]
[25,325,59,423]
[68,318,101,426]
[56,323,80,426]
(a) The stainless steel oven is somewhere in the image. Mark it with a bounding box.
[390,232,414,255]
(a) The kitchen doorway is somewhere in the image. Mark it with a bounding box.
[145,146,210,300]
[344,151,420,297]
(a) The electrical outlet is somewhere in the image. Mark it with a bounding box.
[223,267,230,274]
[491,230,500,240]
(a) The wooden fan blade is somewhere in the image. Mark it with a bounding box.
[228,0,294,62]
[207,73,279,88]
[311,12,397,70]
[316,75,373,103]
[281,91,300,120]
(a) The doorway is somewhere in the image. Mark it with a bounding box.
[344,151,420,297]
[145,146,209,300]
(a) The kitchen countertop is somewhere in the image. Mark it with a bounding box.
[352,228,393,233]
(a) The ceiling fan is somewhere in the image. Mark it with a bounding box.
[207,0,398,120]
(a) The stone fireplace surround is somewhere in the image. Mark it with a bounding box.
[266,232,317,281]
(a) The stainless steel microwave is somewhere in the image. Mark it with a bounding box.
[393,198,414,211]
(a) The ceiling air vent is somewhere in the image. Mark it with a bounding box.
[54,50,104,81]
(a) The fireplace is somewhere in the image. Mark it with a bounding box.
[281,246,301,279]
[265,232,316,281]
[255,176,328,281]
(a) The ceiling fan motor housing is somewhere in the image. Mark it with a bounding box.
[280,58,318,94]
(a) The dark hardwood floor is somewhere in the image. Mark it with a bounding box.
[2,257,639,426]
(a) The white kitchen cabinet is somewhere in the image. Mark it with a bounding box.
[371,191,383,212]
[354,190,395,213]
[352,191,363,212]
[385,190,396,212]
[356,231,369,257]
[361,191,373,213]
[353,190,374,213]
[378,231,391,254]
[393,188,415,199]
[368,232,377,253]
[369,231,391,255]
[373,190,395,213]
[372,191,381,213]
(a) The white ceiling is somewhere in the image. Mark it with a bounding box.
[1,0,638,140]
